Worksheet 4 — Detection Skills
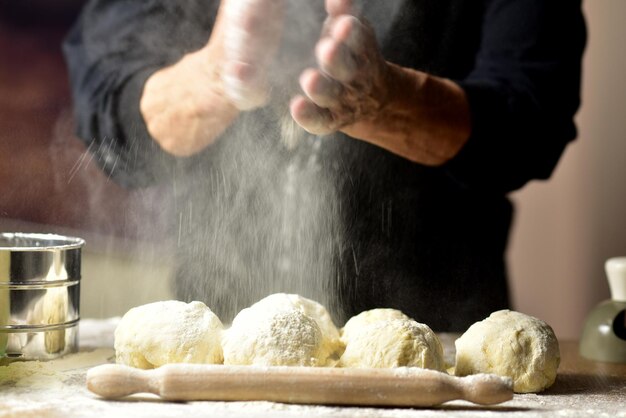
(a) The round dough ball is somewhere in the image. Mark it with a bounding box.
[341,308,410,343]
[222,307,325,366]
[247,293,344,360]
[339,318,446,371]
[454,310,560,393]
[114,301,224,369]
[251,293,340,339]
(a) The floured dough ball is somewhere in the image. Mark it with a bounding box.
[339,317,446,371]
[454,310,560,393]
[341,308,410,342]
[222,307,326,366]
[245,293,344,360]
[114,301,224,369]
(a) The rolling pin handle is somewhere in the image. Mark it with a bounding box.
[459,374,514,405]
[87,364,157,399]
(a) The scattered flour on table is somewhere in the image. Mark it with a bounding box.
[0,402,64,418]
[1,320,624,418]
[0,348,114,390]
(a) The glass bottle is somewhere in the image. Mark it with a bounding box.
[580,257,626,363]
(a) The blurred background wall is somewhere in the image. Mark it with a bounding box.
[0,0,176,319]
[1,1,624,338]
[508,0,626,339]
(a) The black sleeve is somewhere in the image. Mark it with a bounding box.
[444,0,586,193]
[63,0,217,188]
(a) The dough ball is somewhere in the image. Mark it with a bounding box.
[222,307,326,366]
[114,301,224,369]
[247,293,344,360]
[339,318,446,371]
[454,310,560,393]
[341,308,410,343]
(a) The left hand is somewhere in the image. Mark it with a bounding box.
[289,0,391,137]
[290,0,471,166]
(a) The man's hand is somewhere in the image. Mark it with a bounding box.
[290,0,472,166]
[220,0,285,110]
[290,0,390,136]
[140,0,285,156]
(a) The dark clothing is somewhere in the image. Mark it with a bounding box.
[63,0,586,330]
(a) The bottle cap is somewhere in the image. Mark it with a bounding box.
[606,257,626,302]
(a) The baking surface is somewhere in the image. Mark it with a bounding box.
[1,319,625,418]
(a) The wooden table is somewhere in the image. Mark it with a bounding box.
[553,340,626,393]
[0,321,624,418]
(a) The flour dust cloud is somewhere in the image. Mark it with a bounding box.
[172,0,406,324]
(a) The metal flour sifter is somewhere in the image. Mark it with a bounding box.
[0,232,84,360]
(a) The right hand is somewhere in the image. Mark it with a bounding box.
[216,0,285,110]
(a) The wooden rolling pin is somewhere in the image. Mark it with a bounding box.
[87,364,513,407]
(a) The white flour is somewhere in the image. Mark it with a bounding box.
[1,322,624,418]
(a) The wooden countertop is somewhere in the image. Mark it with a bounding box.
[0,321,624,418]
[554,340,626,389]
[561,340,626,375]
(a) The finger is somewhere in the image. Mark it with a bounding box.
[299,68,343,108]
[224,61,258,84]
[316,37,357,83]
[225,0,284,26]
[222,61,268,110]
[330,15,367,55]
[224,25,272,65]
[290,95,338,135]
[223,0,284,64]
[326,0,353,17]
[239,2,284,47]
